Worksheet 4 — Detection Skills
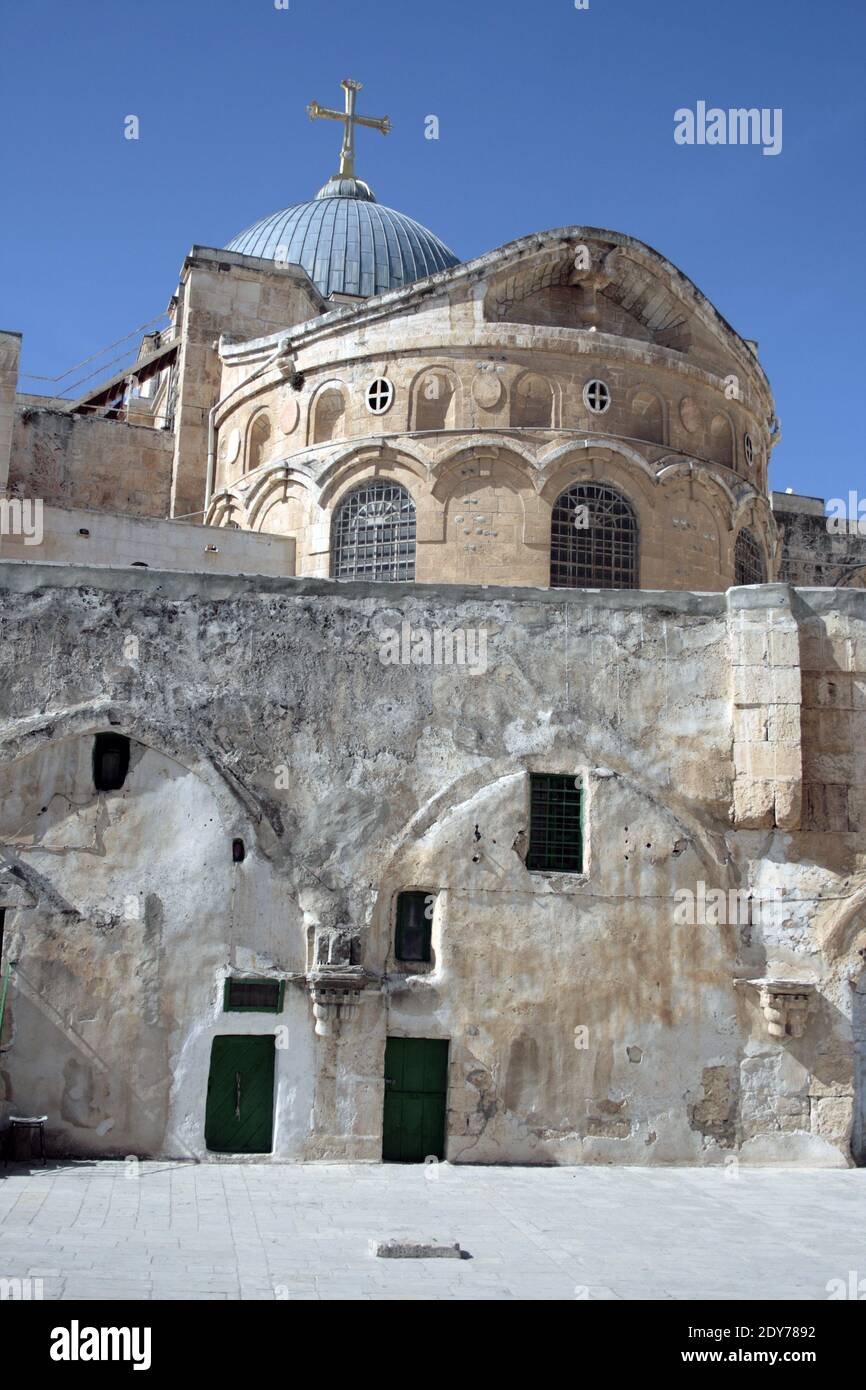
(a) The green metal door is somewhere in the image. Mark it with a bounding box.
[204,1035,275,1153]
[382,1037,449,1163]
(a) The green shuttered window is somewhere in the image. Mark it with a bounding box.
[223,978,285,1013]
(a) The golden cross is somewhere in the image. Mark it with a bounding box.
[306,79,392,179]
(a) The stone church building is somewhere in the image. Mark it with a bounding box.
[1,82,864,1166]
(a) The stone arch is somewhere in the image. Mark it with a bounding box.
[658,476,727,583]
[432,451,537,548]
[410,366,459,432]
[246,409,272,473]
[433,435,539,478]
[310,384,346,445]
[244,465,316,532]
[0,704,273,846]
[539,438,657,489]
[206,490,245,529]
[629,388,665,446]
[316,448,429,512]
[511,371,555,429]
[710,412,735,469]
[540,449,657,517]
[656,459,738,513]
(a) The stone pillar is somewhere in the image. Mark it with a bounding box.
[730,584,802,829]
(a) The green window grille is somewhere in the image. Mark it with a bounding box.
[526,774,584,873]
[395,891,434,963]
[223,978,285,1013]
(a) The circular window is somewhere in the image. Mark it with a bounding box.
[583,379,611,414]
[366,378,395,415]
[744,433,754,467]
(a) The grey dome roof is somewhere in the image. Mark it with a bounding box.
[225,176,460,300]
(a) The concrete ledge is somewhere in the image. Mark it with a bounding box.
[0,559,735,613]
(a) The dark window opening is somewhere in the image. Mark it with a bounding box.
[223,978,284,1012]
[526,774,584,874]
[734,529,766,586]
[395,890,434,963]
[93,733,130,792]
[232,838,245,863]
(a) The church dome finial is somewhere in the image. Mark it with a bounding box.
[225,78,459,298]
[306,77,391,202]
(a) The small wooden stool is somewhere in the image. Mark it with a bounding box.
[4,1116,47,1166]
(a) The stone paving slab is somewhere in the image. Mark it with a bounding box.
[0,1161,864,1300]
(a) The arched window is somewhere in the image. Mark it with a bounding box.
[550,482,639,589]
[313,388,345,444]
[247,412,271,472]
[734,529,766,585]
[512,373,553,428]
[331,481,416,581]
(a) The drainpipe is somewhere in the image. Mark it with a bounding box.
[204,334,294,516]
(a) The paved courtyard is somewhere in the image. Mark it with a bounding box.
[0,1161,864,1300]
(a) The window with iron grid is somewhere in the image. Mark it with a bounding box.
[526,774,584,873]
[224,978,284,1012]
[550,483,638,589]
[332,481,416,581]
[734,529,766,586]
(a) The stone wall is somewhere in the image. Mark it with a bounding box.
[0,564,863,1166]
[9,409,175,518]
[773,491,866,588]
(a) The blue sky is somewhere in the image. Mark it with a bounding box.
[1,0,863,500]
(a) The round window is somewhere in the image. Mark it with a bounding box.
[744,433,754,467]
[583,379,611,414]
[366,378,395,415]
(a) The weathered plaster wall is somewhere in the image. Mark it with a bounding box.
[0,564,864,1165]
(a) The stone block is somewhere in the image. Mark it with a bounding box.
[371,1239,464,1259]
[734,777,774,827]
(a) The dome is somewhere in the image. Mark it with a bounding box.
[225,176,460,300]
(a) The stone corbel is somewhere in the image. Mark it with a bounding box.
[737,978,815,1039]
[307,966,368,1037]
